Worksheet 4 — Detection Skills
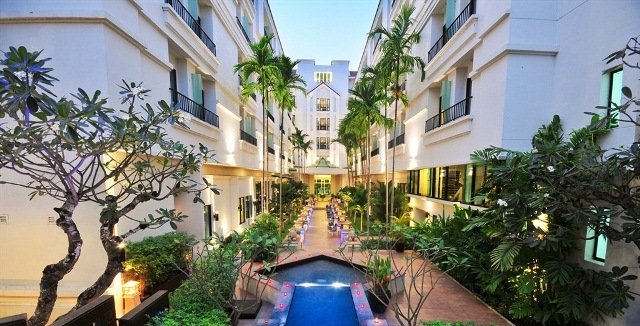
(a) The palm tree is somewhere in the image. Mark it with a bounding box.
[344,75,391,235]
[336,116,362,187]
[370,4,425,222]
[361,62,393,223]
[234,35,280,214]
[273,55,306,234]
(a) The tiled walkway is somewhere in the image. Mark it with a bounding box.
[240,204,514,326]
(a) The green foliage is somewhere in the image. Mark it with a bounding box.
[148,307,229,326]
[242,213,281,262]
[463,115,639,324]
[365,255,392,291]
[370,181,410,222]
[124,232,197,294]
[271,179,309,219]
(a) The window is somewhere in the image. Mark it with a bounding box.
[407,164,486,204]
[314,175,331,195]
[314,72,332,83]
[585,210,610,265]
[600,67,623,127]
[317,137,329,150]
[316,118,330,130]
[238,197,246,224]
[255,182,262,214]
[316,98,330,111]
[204,204,213,239]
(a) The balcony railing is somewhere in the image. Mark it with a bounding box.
[371,147,380,157]
[317,144,329,150]
[316,125,329,131]
[427,0,475,62]
[236,17,251,43]
[238,75,243,86]
[267,146,275,155]
[240,129,257,146]
[170,88,219,127]
[251,93,257,101]
[166,0,216,56]
[388,133,405,149]
[361,154,367,162]
[425,97,472,133]
[267,110,274,122]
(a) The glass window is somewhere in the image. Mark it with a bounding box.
[316,118,330,130]
[204,204,212,239]
[434,167,445,199]
[608,68,623,127]
[446,165,466,202]
[317,137,329,149]
[314,72,333,83]
[316,98,330,111]
[419,168,431,197]
[238,197,246,224]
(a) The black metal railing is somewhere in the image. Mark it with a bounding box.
[165,0,216,56]
[268,146,275,155]
[240,129,257,146]
[280,154,285,160]
[251,93,257,101]
[317,144,329,150]
[395,133,405,146]
[238,75,243,86]
[267,110,274,122]
[170,88,219,127]
[374,35,382,52]
[317,125,329,131]
[427,0,475,62]
[371,147,380,157]
[425,97,472,132]
[236,16,251,43]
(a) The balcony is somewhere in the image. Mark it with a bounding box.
[251,93,257,102]
[165,0,216,56]
[388,133,405,149]
[425,97,471,133]
[240,129,257,146]
[170,88,219,127]
[317,144,329,150]
[316,125,329,131]
[268,146,275,155]
[267,110,274,122]
[236,17,251,43]
[371,147,380,157]
[427,0,475,62]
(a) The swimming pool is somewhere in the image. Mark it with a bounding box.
[286,286,358,326]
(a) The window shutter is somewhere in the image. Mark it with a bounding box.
[191,73,203,105]
[445,0,457,27]
[187,0,199,19]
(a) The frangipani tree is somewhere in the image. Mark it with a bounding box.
[0,47,217,326]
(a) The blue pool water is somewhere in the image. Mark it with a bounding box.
[286,286,359,326]
[269,259,366,285]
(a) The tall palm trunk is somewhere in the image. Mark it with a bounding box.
[261,85,267,215]
[384,104,389,225]
[265,92,270,213]
[366,116,372,235]
[278,108,284,234]
[390,60,400,221]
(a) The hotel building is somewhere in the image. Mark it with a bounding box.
[356,0,640,325]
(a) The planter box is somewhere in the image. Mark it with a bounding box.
[0,313,27,326]
[119,290,169,326]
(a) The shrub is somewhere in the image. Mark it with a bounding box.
[242,213,280,262]
[148,306,229,326]
[124,232,197,294]
[169,245,236,313]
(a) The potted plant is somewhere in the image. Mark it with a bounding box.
[365,255,392,313]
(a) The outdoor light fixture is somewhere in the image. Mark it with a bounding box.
[213,211,219,221]
[122,280,140,298]
[283,292,288,297]
[117,242,126,262]
[359,304,365,310]
[264,318,269,324]
[279,303,284,309]
[374,317,380,324]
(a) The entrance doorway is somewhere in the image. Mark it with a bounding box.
[314,175,331,200]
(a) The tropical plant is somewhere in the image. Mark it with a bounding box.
[370,4,425,221]
[234,35,281,214]
[343,73,392,234]
[149,306,229,326]
[0,47,217,326]
[273,55,306,234]
[123,232,197,295]
[468,115,638,324]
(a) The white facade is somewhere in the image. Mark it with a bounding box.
[293,60,354,193]
[0,0,293,319]
[358,0,640,324]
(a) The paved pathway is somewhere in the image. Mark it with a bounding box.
[240,204,514,326]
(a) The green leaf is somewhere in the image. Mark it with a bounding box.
[490,241,522,271]
[621,86,632,99]
[169,221,177,230]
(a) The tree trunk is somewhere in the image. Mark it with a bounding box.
[68,222,123,312]
[390,60,400,221]
[29,201,82,326]
[366,122,372,235]
[279,108,285,235]
[261,87,267,215]
[265,91,270,214]
[384,104,389,225]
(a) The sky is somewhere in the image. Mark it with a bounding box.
[269,0,379,71]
